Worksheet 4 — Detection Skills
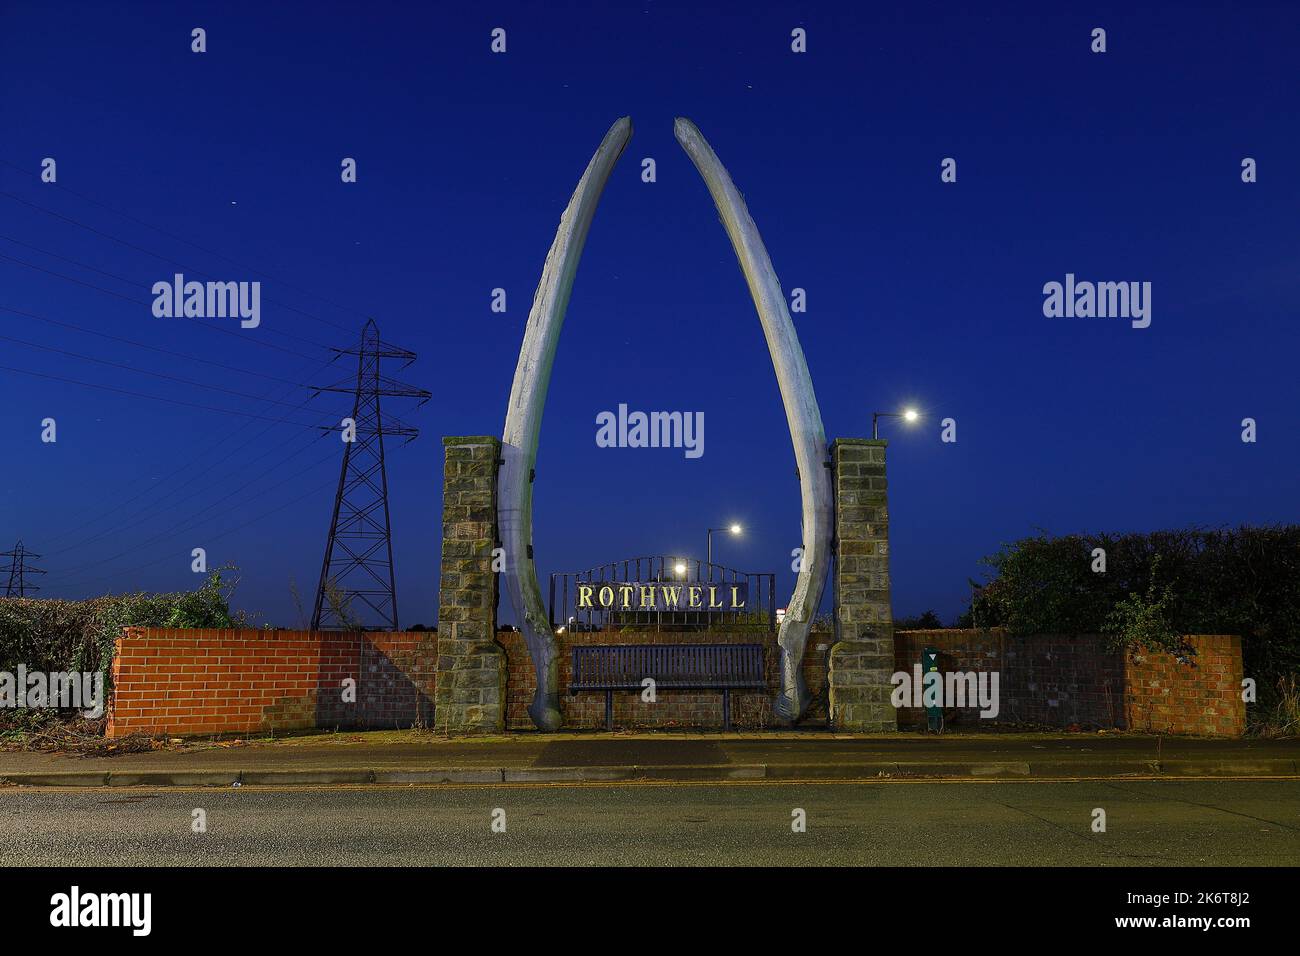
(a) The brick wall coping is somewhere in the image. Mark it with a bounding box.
[894,628,1241,641]
[118,627,432,642]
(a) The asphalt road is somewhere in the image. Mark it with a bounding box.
[1,779,1297,866]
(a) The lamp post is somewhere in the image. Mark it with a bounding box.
[872,407,920,440]
[707,523,743,569]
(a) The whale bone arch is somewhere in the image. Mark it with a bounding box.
[499,116,831,730]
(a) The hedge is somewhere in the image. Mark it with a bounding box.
[0,572,242,684]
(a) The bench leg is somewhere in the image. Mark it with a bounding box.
[605,691,613,732]
[722,689,731,732]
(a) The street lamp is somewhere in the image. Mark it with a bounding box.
[872,406,920,440]
[707,523,743,568]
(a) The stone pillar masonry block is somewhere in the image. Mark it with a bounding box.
[434,436,506,734]
[827,438,897,733]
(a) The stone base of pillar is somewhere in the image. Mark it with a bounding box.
[433,630,506,734]
[827,633,897,733]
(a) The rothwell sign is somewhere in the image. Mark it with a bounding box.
[549,556,775,633]
[577,581,749,612]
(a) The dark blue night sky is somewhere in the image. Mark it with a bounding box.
[1,1,1296,627]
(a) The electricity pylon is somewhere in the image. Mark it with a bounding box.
[311,319,429,631]
[2,540,46,596]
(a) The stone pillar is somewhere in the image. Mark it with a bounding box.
[826,438,897,732]
[434,436,506,734]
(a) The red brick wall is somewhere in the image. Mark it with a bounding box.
[1000,634,1127,729]
[107,627,1245,737]
[1124,635,1245,736]
[895,630,1243,736]
[498,628,833,730]
[107,628,437,738]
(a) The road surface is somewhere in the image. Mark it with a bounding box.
[1,778,1296,866]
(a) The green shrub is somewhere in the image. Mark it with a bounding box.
[1103,556,1190,658]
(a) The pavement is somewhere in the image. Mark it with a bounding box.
[1,730,1297,787]
[2,779,1297,865]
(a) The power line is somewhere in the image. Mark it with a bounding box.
[48,441,343,575]
[0,327,330,412]
[0,302,322,389]
[0,188,357,335]
[0,156,371,325]
[48,472,345,595]
[0,247,331,355]
[42,423,334,558]
[0,229,337,352]
[35,351,342,549]
[37,324,392,563]
[0,362,328,425]
[0,236,359,550]
[48,431,413,594]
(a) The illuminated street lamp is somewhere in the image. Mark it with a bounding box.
[673,561,687,577]
[872,406,920,440]
[707,523,743,568]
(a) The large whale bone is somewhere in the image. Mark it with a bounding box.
[674,117,832,723]
[500,117,632,731]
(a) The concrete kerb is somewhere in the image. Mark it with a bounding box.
[2,756,1296,788]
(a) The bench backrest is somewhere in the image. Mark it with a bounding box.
[571,643,765,690]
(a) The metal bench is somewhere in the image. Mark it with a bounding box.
[569,643,765,731]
